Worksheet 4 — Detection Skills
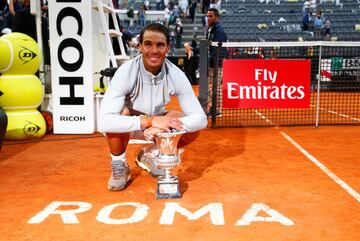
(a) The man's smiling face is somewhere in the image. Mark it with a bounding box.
[139,30,170,75]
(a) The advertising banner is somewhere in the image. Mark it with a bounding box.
[48,1,95,133]
[222,59,311,108]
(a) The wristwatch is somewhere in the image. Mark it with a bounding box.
[143,114,153,128]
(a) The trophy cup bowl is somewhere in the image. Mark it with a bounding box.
[153,130,186,199]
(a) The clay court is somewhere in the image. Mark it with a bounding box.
[1,89,359,241]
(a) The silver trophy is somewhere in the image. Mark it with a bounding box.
[153,130,186,199]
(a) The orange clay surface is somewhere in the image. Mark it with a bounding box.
[0,89,359,241]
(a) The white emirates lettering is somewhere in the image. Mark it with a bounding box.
[227,82,305,100]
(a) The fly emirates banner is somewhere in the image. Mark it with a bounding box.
[222,59,311,108]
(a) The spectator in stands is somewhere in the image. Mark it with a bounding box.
[144,0,150,10]
[270,47,279,59]
[302,9,310,31]
[110,13,133,55]
[12,0,35,39]
[122,0,128,9]
[256,48,265,59]
[324,18,331,40]
[99,23,207,191]
[138,4,146,27]
[155,18,164,25]
[12,0,50,64]
[41,0,48,18]
[179,0,188,18]
[231,48,241,59]
[155,17,164,25]
[2,0,21,29]
[314,15,324,37]
[156,0,161,10]
[175,17,183,48]
[206,8,227,116]
[189,0,197,23]
[303,0,310,13]
[209,0,216,9]
[169,24,176,54]
[316,9,322,18]
[310,0,316,14]
[191,34,198,55]
[215,0,221,10]
[201,13,207,26]
[307,46,314,58]
[164,4,171,26]
[0,12,4,31]
[202,0,210,14]
[184,41,198,85]
[172,4,180,20]
[1,0,7,30]
[168,1,175,10]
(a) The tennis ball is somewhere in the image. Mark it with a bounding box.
[0,39,12,72]
[0,33,41,74]
[0,74,44,110]
[5,109,46,140]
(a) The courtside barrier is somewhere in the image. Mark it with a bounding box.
[202,41,360,127]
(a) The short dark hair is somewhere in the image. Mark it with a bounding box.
[207,8,220,18]
[139,23,170,46]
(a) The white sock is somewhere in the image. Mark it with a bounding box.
[110,152,126,162]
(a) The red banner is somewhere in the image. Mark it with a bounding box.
[222,59,311,108]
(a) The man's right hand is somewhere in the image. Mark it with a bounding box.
[152,115,184,132]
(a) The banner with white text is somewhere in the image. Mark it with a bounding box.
[222,59,311,108]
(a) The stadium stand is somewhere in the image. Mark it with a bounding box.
[221,0,360,42]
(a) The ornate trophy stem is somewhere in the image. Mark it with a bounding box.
[153,130,186,199]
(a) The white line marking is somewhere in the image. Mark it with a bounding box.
[253,110,359,202]
[317,106,360,122]
[280,131,360,202]
[254,110,275,126]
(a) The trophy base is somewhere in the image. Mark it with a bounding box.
[156,178,181,199]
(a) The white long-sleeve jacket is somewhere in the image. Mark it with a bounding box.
[99,55,207,133]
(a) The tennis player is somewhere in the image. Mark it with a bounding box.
[99,23,207,191]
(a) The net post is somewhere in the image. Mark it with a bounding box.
[198,39,209,112]
[315,45,322,128]
[211,42,222,127]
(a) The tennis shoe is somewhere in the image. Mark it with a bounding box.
[135,148,165,176]
[108,160,131,191]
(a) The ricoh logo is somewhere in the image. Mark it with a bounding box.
[60,116,86,121]
[56,0,84,106]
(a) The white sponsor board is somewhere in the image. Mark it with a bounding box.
[48,1,95,133]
